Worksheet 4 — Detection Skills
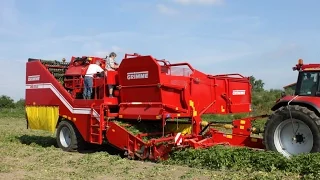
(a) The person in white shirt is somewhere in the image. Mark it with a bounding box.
[105,52,119,97]
[83,61,104,99]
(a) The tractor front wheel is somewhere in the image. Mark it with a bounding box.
[264,105,320,157]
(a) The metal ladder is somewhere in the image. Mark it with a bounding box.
[89,103,103,144]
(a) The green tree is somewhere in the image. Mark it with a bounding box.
[0,95,15,108]
[284,87,295,96]
[15,98,25,108]
[249,76,285,114]
[250,76,265,92]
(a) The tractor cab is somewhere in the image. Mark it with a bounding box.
[293,59,320,97]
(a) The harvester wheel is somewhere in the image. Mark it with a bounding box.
[264,105,320,157]
[56,121,84,152]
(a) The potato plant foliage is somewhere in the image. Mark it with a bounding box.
[164,146,320,179]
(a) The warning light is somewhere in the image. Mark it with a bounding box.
[298,58,303,65]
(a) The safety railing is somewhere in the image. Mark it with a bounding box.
[207,73,246,79]
[157,60,195,77]
[92,72,107,100]
[123,53,195,78]
[90,70,118,100]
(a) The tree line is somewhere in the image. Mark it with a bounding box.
[249,76,294,114]
[0,95,25,109]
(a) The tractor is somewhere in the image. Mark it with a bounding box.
[264,59,320,157]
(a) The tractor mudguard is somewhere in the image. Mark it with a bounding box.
[271,99,320,115]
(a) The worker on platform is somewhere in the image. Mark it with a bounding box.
[106,52,119,70]
[106,52,119,97]
[83,60,104,99]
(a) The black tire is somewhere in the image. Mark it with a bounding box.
[263,105,320,157]
[56,121,84,152]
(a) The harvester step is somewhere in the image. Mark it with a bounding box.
[108,113,118,117]
[91,124,100,127]
[91,133,100,136]
[104,117,116,120]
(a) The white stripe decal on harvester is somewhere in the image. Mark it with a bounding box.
[26,83,100,121]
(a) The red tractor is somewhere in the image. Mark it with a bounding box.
[24,54,320,160]
[263,59,320,157]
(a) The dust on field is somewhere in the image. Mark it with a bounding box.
[0,117,300,180]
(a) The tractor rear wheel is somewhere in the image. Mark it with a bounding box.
[264,105,320,157]
[56,121,84,152]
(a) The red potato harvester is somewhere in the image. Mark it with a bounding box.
[25,54,320,160]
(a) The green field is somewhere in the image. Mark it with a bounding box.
[1,115,318,180]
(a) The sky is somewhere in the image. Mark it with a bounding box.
[1,0,320,101]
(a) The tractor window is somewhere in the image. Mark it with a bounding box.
[296,72,319,96]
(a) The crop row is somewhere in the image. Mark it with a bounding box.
[162,146,320,179]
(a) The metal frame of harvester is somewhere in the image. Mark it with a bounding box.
[24,54,320,160]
